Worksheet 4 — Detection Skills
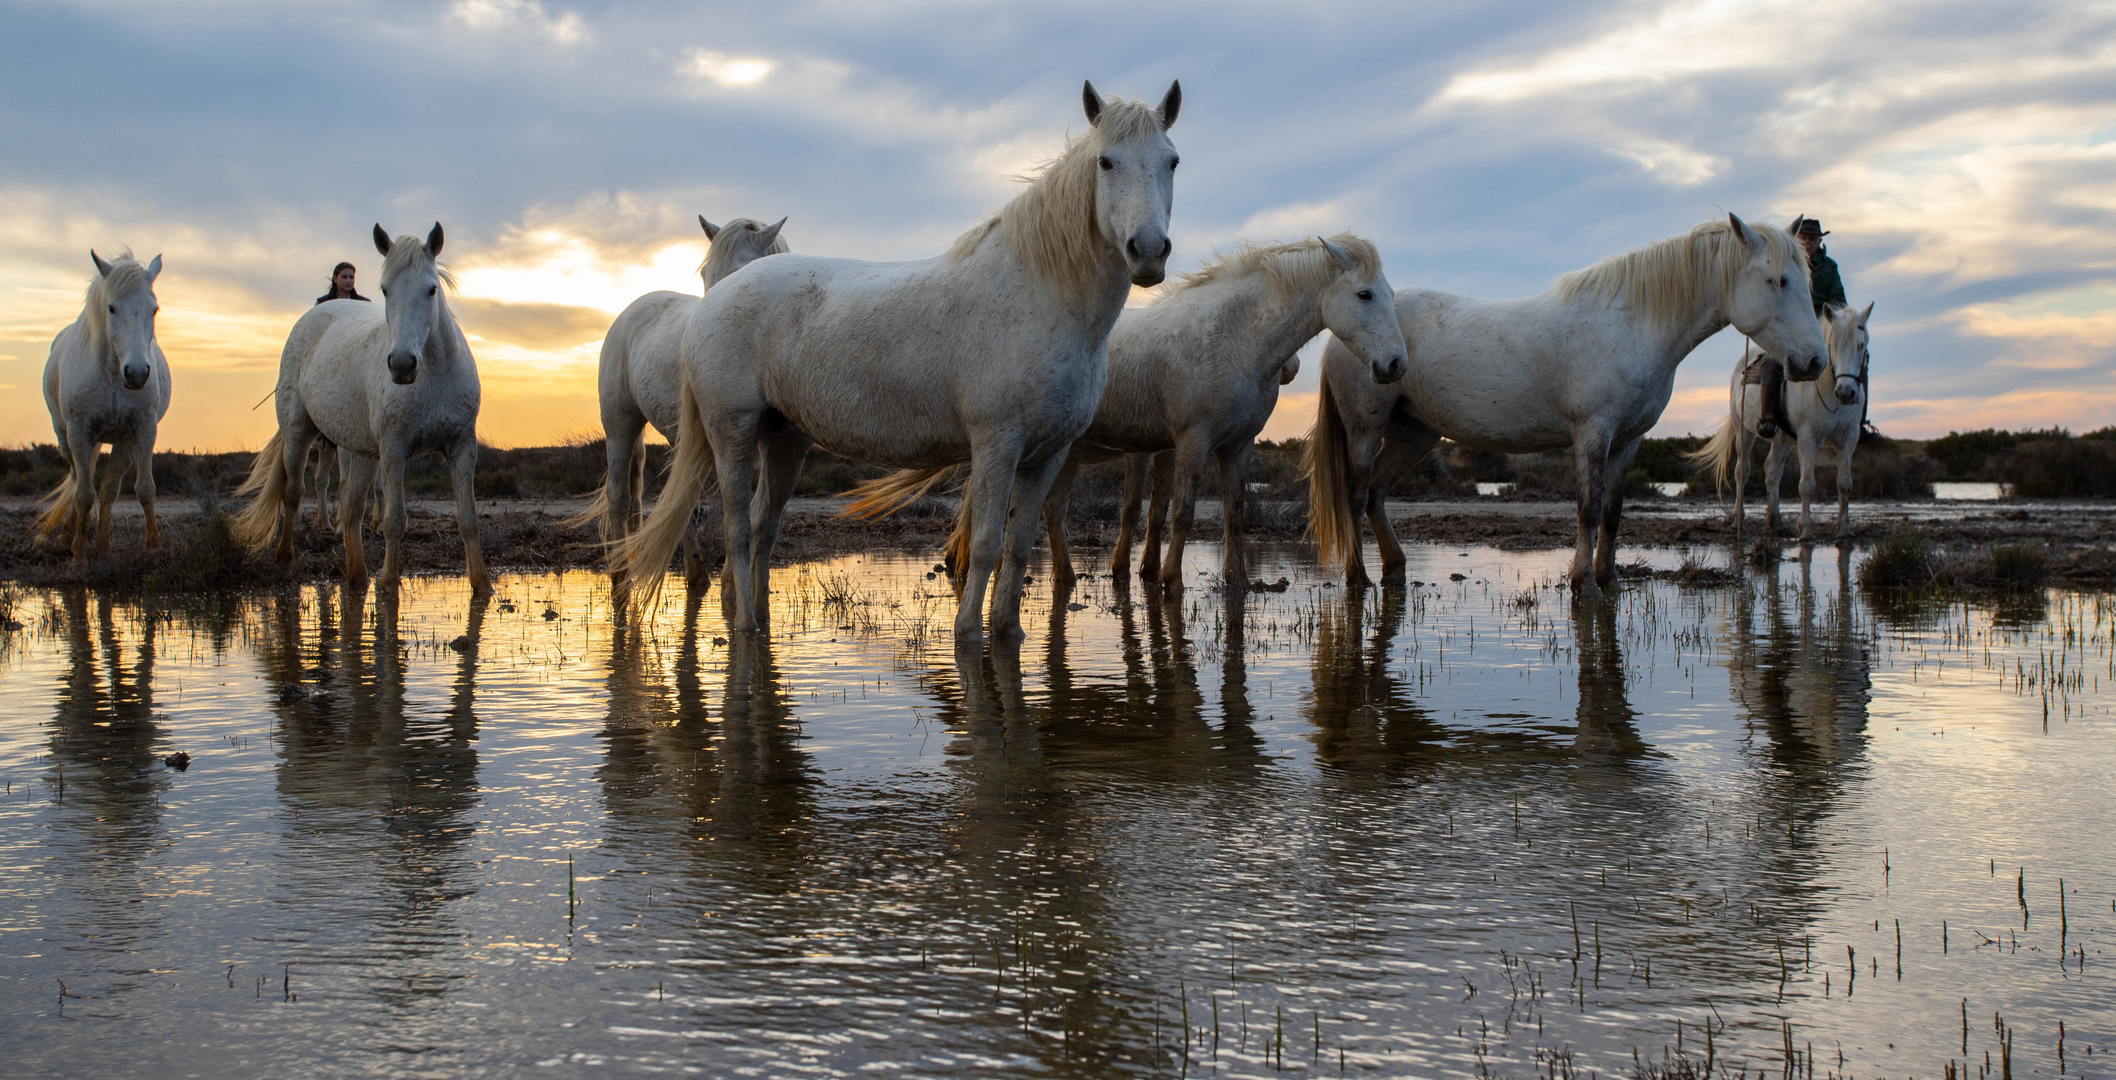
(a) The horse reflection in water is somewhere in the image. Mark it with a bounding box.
[595,597,818,864]
[41,590,174,986]
[1304,588,1647,771]
[256,582,487,1002]
[1726,547,1872,770]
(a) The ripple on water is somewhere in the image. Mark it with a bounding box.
[0,543,2110,1077]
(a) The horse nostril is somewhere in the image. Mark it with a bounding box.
[1126,238,1141,260]
[1159,238,1172,259]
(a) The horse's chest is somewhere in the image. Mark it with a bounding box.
[71,393,155,442]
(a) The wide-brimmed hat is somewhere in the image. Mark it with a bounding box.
[1790,216,1829,237]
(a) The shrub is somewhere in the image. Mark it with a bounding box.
[2004,439,2116,497]
[1858,533,1933,590]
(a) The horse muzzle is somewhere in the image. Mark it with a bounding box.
[1371,354,1407,385]
[387,350,420,385]
[1835,376,1859,404]
[1786,352,1826,382]
[1124,233,1172,288]
[121,364,151,391]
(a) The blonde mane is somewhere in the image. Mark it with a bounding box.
[1823,303,1863,379]
[81,249,150,352]
[698,217,792,283]
[1556,219,1806,330]
[380,234,457,292]
[1164,233,1381,302]
[946,95,1168,301]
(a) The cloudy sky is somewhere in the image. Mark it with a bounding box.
[4,0,2113,450]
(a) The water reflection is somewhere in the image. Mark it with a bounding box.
[1728,548,1872,769]
[258,583,487,1004]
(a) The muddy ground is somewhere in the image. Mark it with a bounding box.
[6,493,2116,589]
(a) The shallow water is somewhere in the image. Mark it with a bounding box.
[1,543,2109,1078]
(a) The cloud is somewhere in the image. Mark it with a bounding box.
[450,0,587,45]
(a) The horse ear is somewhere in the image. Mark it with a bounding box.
[1157,80,1181,129]
[373,225,393,257]
[756,217,786,249]
[1318,236,1353,272]
[1859,300,1875,326]
[1728,212,1762,252]
[91,250,113,277]
[425,222,445,258]
[145,254,163,283]
[1082,80,1103,126]
[699,216,720,241]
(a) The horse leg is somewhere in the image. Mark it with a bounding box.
[312,442,335,530]
[955,443,1024,645]
[339,453,377,584]
[274,424,316,564]
[991,451,1070,640]
[711,417,765,632]
[1732,422,1751,538]
[745,425,811,627]
[62,424,98,560]
[1139,452,1175,582]
[1595,436,1641,588]
[1041,444,1084,588]
[1216,441,1253,584]
[450,440,491,596]
[94,442,127,554]
[1763,439,1789,536]
[134,438,159,550]
[1369,423,1441,586]
[376,442,409,588]
[1111,452,1150,580]
[1157,434,1211,591]
[1569,432,1612,598]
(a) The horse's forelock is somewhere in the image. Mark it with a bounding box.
[380,234,456,292]
[1825,303,1864,376]
[82,249,150,345]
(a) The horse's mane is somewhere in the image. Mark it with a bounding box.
[381,234,457,292]
[1556,219,1806,330]
[81,249,149,350]
[1164,233,1382,302]
[698,217,792,283]
[947,95,1167,301]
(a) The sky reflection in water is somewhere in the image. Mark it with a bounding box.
[0,544,2109,1078]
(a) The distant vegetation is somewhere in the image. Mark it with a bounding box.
[6,424,2116,506]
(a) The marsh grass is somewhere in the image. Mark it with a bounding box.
[1859,533,2051,594]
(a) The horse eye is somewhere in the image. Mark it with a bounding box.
[1097,156,1113,170]
[428,286,437,296]
[1356,289,1374,301]
[1778,275,1788,287]
[108,305,116,313]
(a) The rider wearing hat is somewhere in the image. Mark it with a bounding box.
[1756,216,1847,438]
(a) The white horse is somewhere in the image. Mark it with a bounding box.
[581,215,788,583]
[847,234,1407,591]
[1307,215,1829,597]
[619,81,1181,643]
[1692,302,1874,541]
[37,250,172,559]
[234,224,489,594]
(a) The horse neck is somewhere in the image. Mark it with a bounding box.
[1219,272,1327,378]
[987,220,1133,335]
[1658,277,1734,375]
[427,299,468,370]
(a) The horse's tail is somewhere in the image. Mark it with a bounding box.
[613,377,715,612]
[943,484,975,578]
[837,466,959,520]
[1685,415,1739,494]
[231,429,291,550]
[1302,377,1360,570]
[32,473,80,542]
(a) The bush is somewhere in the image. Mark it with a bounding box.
[2004,439,2116,497]
[1859,533,1933,590]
